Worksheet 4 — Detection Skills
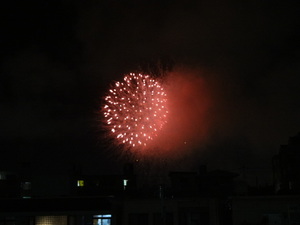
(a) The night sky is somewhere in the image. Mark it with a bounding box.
[1,0,299,186]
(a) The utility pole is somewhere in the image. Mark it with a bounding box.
[159,184,166,225]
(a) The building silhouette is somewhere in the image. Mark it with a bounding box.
[2,132,300,225]
[273,132,300,194]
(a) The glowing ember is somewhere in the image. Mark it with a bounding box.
[103,73,168,149]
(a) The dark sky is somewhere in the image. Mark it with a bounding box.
[1,0,299,185]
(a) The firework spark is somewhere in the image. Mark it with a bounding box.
[103,73,168,150]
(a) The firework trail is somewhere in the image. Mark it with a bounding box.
[103,73,168,153]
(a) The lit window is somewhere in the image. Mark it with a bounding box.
[123,179,128,190]
[36,216,67,225]
[94,215,111,218]
[93,215,111,225]
[77,180,84,187]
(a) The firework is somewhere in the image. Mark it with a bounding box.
[103,73,168,150]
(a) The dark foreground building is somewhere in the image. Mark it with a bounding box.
[0,197,113,225]
[273,133,300,194]
[232,195,300,225]
[0,195,220,225]
[0,165,235,225]
[3,129,300,225]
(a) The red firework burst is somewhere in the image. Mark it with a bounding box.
[103,73,168,149]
